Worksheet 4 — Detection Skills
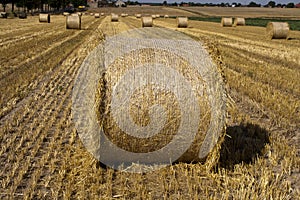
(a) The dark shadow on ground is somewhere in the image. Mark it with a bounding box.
[218,123,270,170]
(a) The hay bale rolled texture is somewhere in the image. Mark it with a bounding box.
[92,28,226,168]
[221,17,232,27]
[39,13,50,23]
[234,17,245,26]
[94,13,100,18]
[141,16,153,27]
[266,22,289,39]
[66,15,81,29]
[111,13,118,22]
[177,17,188,28]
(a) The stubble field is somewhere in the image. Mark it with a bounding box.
[0,6,299,199]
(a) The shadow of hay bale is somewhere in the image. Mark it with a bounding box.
[219,123,270,169]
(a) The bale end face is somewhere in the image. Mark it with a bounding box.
[221,17,233,27]
[142,16,153,27]
[111,14,119,22]
[266,22,289,39]
[233,17,245,26]
[66,15,81,30]
[39,13,50,23]
[177,17,188,28]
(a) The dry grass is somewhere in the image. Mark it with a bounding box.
[0,10,299,199]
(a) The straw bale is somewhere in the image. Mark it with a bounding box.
[221,17,232,27]
[136,14,142,18]
[63,12,70,16]
[94,13,100,18]
[151,15,156,19]
[66,15,81,29]
[39,13,50,23]
[233,17,245,26]
[266,22,289,39]
[111,13,119,22]
[177,17,188,28]
[164,15,169,18]
[142,16,153,27]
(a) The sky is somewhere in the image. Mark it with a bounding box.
[139,0,300,4]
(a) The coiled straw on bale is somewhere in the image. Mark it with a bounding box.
[142,16,153,27]
[94,13,100,18]
[177,17,188,28]
[39,13,50,23]
[233,17,245,26]
[266,22,289,39]
[66,15,81,29]
[80,28,226,170]
[221,17,232,27]
[111,13,118,22]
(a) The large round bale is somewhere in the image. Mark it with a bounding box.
[111,13,118,22]
[221,17,232,27]
[151,15,156,19]
[121,13,126,17]
[156,14,160,18]
[90,28,227,169]
[177,16,188,28]
[141,16,153,27]
[90,13,94,16]
[101,13,105,16]
[0,12,7,18]
[233,17,245,26]
[39,13,50,23]
[94,13,100,18]
[66,15,81,29]
[164,15,169,18]
[136,14,142,18]
[266,22,289,39]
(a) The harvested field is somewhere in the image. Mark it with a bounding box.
[0,7,299,199]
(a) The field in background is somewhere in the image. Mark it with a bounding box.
[0,7,299,199]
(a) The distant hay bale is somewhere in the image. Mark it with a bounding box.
[233,17,245,26]
[177,17,188,28]
[136,14,142,18]
[0,12,7,18]
[121,13,126,17]
[66,15,81,29]
[156,14,160,18]
[221,17,232,27]
[94,13,100,18]
[63,12,70,16]
[90,13,94,16]
[111,13,118,22]
[101,13,104,16]
[164,15,169,18]
[142,16,153,27]
[266,22,289,39]
[151,15,156,19]
[18,12,27,19]
[39,13,50,23]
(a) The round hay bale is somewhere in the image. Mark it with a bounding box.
[136,14,142,18]
[39,13,50,23]
[111,13,118,22]
[164,15,169,18]
[233,17,245,26]
[156,14,160,18]
[0,12,7,18]
[101,13,105,16]
[221,17,232,27]
[177,17,188,28]
[90,13,94,16]
[121,13,126,17]
[66,15,81,30]
[266,22,289,39]
[63,12,70,16]
[151,15,156,19]
[141,16,153,27]
[18,12,27,19]
[94,13,100,18]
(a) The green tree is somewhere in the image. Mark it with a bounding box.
[267,1,276,7]
[286,2,294,7]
